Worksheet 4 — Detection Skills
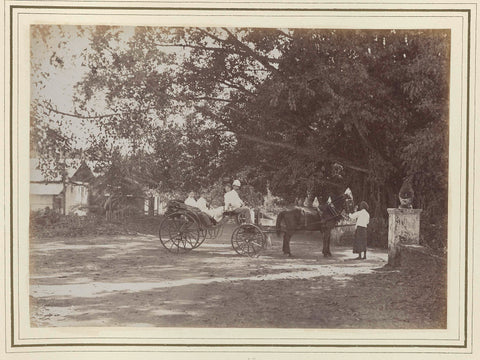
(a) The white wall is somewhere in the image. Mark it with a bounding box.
[65,183,89,214]
[30,194,54,211]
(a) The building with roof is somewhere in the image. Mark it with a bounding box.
[30,159,94,215]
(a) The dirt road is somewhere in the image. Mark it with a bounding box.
[30,223,446,328]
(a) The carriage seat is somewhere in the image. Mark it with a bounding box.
[222,210,237,217]
[166,200,217,227]
[165,199,198,214]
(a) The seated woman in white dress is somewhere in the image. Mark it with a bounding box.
[197,190,223,222]
[183,191,215,226]
[184,191,197,207]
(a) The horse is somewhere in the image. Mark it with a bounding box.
[275,189,354,257]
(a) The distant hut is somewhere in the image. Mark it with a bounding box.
[30,159,94,215]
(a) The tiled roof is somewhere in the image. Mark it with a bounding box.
[30,158,96,182]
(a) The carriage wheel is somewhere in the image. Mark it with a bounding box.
[231,224,266,257]
[194,227,208,248]
[206,227,215,239]
[159,212,201,253]
[207,223,224,239]
[206,227,216,239]
[188,212,208,248]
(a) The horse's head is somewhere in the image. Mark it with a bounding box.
[343,188,354,214]
[328,188,354,217]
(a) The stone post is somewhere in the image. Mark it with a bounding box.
[387,208,422,266]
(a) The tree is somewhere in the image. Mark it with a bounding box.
[31,26,450,222]
[158,28,449,216]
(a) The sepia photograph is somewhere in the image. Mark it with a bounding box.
[29,24,449,329]
[2,1,478,358]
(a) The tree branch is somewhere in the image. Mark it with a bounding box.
[351,116,391,169]
[234,132,368,173]
[221,27,280,74]
[198,105,369,174]
[219,79,255,96]
[190,96,233,103]
[154,42,224,52]
[155,40,281,64]
[198,28,280,73]
[41,103,125,120]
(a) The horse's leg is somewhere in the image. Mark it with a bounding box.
[282,232,292,257]
[321,230,327,257]
[322,228,332,257]
[326,229,332,256]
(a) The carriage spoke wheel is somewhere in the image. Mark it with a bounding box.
[194,226,208,248]
[231,224,266,257]
[206,227,215,239]
[206,227,216,239]
[159,212,201,253]
[187,212,207,248]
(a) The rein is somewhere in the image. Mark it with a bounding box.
[301,194,348,227]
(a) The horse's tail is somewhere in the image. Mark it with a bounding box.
[276,211,285,236]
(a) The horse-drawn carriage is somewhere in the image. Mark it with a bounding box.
[158,189,354,258]
[158,200,269,257]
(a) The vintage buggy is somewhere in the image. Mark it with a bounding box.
[158,189,353,258]
[158,200,268,257]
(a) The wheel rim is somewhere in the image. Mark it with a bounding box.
[159,212,200,253]
[158,216,180,252]
[194,227,208,248]
[231,224,265,257]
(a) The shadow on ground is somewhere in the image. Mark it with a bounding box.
[30,226,446,328]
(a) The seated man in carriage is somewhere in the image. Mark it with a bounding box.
[224,180,252,223]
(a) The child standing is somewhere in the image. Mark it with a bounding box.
[349,201,370,260]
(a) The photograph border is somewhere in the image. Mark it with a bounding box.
[3,0,477,355]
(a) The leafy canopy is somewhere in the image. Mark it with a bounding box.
[31,26,449,215]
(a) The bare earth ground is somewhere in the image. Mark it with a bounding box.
[30,223,446,328]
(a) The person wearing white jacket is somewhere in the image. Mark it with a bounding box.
[224,180,251,223]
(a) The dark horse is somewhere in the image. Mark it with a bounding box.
[275,190,354,257]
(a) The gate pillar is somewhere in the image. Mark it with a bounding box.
[387,208,422,266]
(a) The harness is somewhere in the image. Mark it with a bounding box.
[301,195,346,227]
